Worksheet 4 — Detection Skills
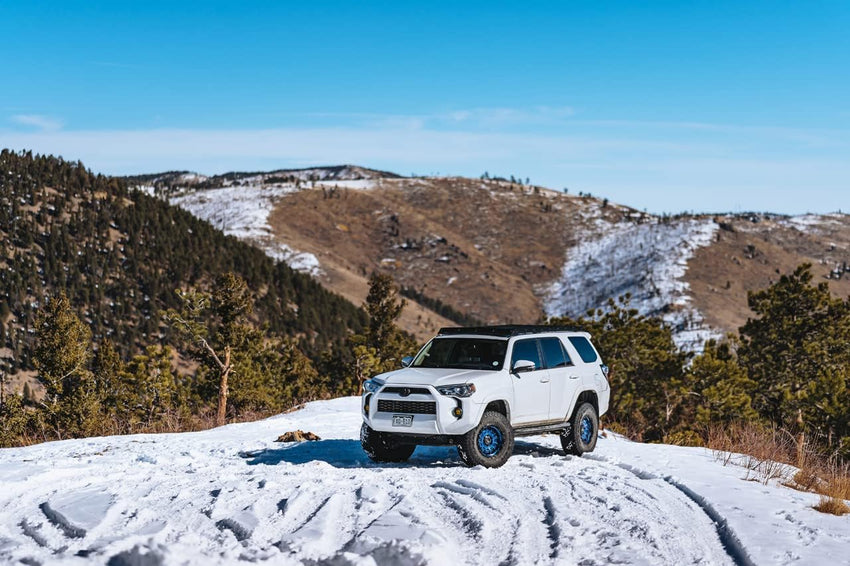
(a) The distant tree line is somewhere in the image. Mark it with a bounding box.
[399,286,483,327]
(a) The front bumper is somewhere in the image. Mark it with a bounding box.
[362,385,481,436]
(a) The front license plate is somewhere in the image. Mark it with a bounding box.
[392,414,414,427]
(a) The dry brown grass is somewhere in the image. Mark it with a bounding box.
[813,495,850,516]
[708,421,850,515]
[707,422,796,484]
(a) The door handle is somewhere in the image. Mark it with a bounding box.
[540,377,550,383]
[569,375,580,380]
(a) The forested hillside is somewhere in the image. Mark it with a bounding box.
[0,150,365,379]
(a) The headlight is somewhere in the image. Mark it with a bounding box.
[435,383,476,398]
[362,379,383,394]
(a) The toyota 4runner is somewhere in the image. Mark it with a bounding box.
[360,325,610,468]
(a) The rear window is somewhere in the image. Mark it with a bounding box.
[540,337,571,369]
[568,336,598,363]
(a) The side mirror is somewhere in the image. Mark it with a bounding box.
[401,356,414,368]
[512,359,536,374]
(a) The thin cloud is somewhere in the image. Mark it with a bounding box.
[0,123,846,214]
[10,114,63,132]
[441,106,576,127]
[275,107,577,130]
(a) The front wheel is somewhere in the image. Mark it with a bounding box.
[457,411,515,468]
[361,423,416,463]
[560,402,598,456]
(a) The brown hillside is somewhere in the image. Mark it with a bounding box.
[685,214,850,333]
[266,178,632,336]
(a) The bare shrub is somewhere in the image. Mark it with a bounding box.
[706,421,795,484]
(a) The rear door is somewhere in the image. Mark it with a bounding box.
[566,335,605,406]
[508,338,550,424]
[541,337,582,421]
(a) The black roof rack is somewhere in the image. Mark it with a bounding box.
[437,325,583,338]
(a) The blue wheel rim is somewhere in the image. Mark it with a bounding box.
[477,425,504,457]
[580,415,593,444]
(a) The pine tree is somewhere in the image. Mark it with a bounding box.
[739,264,850,452]
[349,273,417,392]
[33,292,98,438]
[684,339,757,427]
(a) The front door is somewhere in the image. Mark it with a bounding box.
[509,338,550,424]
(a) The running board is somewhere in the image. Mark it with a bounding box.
[512,422,570,437]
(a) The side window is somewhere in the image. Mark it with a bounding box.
[568,336,598,363]
[511,339,541,370]
[540,338,571,369]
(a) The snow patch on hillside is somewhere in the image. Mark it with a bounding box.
[546,218,721,351]
[171,185,322,277]
[314,179,375,190]
[781,213,848,234]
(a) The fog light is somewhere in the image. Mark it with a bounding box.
[452,407,463,418]
[364,401,370,414]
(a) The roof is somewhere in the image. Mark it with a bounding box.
[437,325,584,338]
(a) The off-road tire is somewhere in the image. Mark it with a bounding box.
[560,402,598,456]
[360,423,416,463]
[457,411,515,468]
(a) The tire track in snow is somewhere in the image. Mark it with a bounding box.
[586,454,754,566]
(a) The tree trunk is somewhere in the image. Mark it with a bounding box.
[216,347,231,427]
[795,408,805,467]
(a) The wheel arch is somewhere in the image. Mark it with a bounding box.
[571,390,598,419]
[483,399,511,422]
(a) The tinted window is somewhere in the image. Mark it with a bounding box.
[413,338,507,370]
[540,338,571,369]
[569,336,598,363]
[511,339,541,370]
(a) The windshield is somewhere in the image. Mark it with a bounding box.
[412,338,507,371]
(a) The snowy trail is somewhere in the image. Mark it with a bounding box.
[1,398,846,565]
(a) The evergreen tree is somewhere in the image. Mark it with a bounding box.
[124,345,184,428]
[0,391,28,447]
[166,273,318,424]
[739,264,850,452]
[684,339,757,427]
[33,292,98,438]
[349,273,417,392]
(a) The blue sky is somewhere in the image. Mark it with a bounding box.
[2,1,848,214]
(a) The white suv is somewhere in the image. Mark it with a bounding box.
[360,326,610,468]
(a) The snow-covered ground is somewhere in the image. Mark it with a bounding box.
[1,398,847,565]
[171,185,322,277]
[546,217,721,351]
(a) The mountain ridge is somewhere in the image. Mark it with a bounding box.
[126,164,850,349]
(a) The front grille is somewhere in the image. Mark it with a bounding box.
[383,387,431,396]
[377,399,437,415]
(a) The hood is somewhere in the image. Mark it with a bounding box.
[374,367,500,387]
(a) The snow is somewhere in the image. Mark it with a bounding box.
[171,185,322,277]
[314,179,376,190]
[546,217,721,351]
[781,213,847,234]
[2,397,846,565]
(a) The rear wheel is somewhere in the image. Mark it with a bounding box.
[560,402,598,456]
[457,411,515,468]
[360,423,416,463]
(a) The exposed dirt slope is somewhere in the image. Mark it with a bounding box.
[267,178,631,327]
